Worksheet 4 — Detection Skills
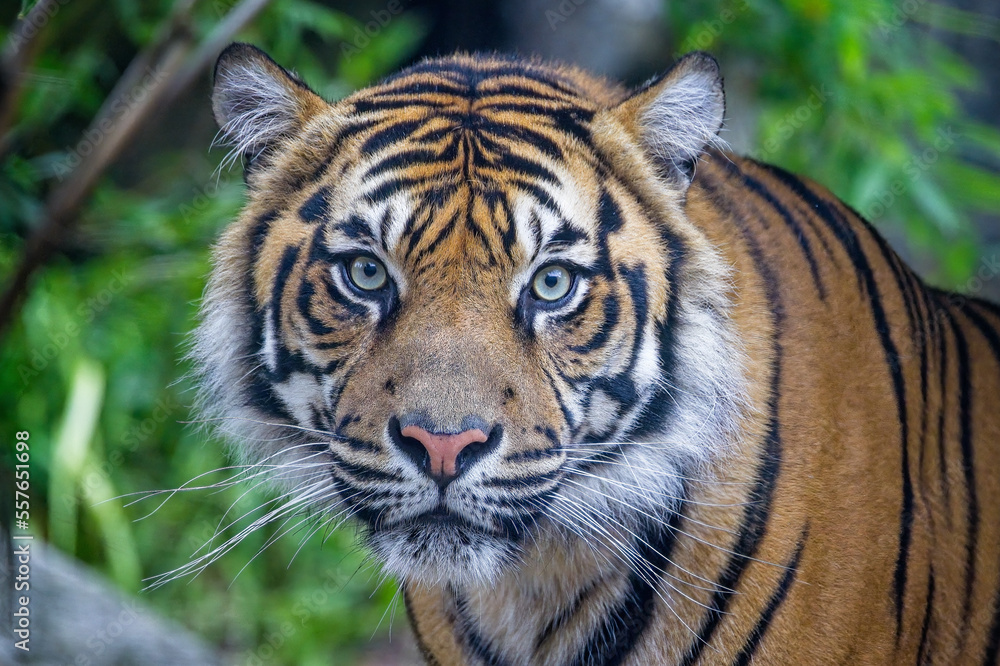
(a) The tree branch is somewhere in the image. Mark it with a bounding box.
[0,0,62,157]
[0,0,274,339]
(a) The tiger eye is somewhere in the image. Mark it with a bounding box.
[348,256,387,291]
[531,265,573,302]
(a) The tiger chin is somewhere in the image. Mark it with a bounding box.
[191,42,1000,665]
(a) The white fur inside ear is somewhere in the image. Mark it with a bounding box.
[640,54,726,181]
[212,49,305,169]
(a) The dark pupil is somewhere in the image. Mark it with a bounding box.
[544,271,560,289]
[362,262,378,278]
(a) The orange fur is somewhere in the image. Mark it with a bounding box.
[196,45,1000,664]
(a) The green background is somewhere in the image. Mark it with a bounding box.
[2,0,998,663]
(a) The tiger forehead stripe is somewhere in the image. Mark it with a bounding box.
[347,60,598,155]
[304,65,618,272]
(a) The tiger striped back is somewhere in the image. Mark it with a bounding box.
[194,44,1000,664]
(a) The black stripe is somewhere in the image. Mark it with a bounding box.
[477,82,576,104]
[384,59,581,96]
[352,97,456,113]
[597,187,624,234]
[678,166,785,666]
[359,118,426,155]
[362,146,446,181]
[328,451,404,484]
[366,175,426,204]
[297,276,334,336]
[962,299,1000,375]
[630,228,686,440]
[267,244,304,383]
[481,472,561,492]
[738,169,826,299]
[307,119,376,182]
[359,80,470,101]
[985,583,1000,665]
[761,164,913,640]
[495,121,566,160]
[942,305,979,648]
[569,294,619,353]
[399,203,433,259]
[887,252,919,338]
[298,186,330,223]
[540,364,575,430]
[731,525,809,666]
[452,589,512,666]
[403,587,442,666]
[584,263,651,417]
[242,209,290,420]
[465,198,498,267]
[952,300,1000,658]
[334,214,377,242]
[535,576,604,650]
[490,142,561,185]
[911,268,932,486]
[568,508,685,666]
[935,308,952,522]
[916,567,935,665]
[250,209,280,261]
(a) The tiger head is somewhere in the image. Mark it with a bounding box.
[195,44,748,588]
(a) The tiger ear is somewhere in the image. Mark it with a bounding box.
[212,43,326,167]
[614,52,725,187]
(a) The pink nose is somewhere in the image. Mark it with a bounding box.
[401,425,489,480]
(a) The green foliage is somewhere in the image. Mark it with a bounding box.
[1,0,996,663]
[670,0,1000,283]
[1,0,424,662]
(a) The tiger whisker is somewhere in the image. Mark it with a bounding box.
[145,478,334,590]
[199,470,333,559]
[541,498,719,642]
[562,465,752,510]
[182,415,347,441]
[559,477,788,572]
[558,451,752,488]
[551,491,732,599]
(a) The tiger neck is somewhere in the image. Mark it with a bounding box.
[405,502,741,665]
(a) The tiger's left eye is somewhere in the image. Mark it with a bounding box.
[531,265,573,302]
[348,256,388,291]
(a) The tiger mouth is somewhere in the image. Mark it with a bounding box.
[364,504,529,585]
[374,506,507,539]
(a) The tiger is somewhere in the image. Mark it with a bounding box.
[190,42,1000,665]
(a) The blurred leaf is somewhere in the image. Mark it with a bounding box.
[48,358,105,554]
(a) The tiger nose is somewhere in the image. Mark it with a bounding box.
[389,418,498,487]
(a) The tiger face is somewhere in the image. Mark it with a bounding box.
[197,45,747,588]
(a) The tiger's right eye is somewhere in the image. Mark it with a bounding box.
[348,256,388,291]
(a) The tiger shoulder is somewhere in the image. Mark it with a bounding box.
[191,43,1000,664]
